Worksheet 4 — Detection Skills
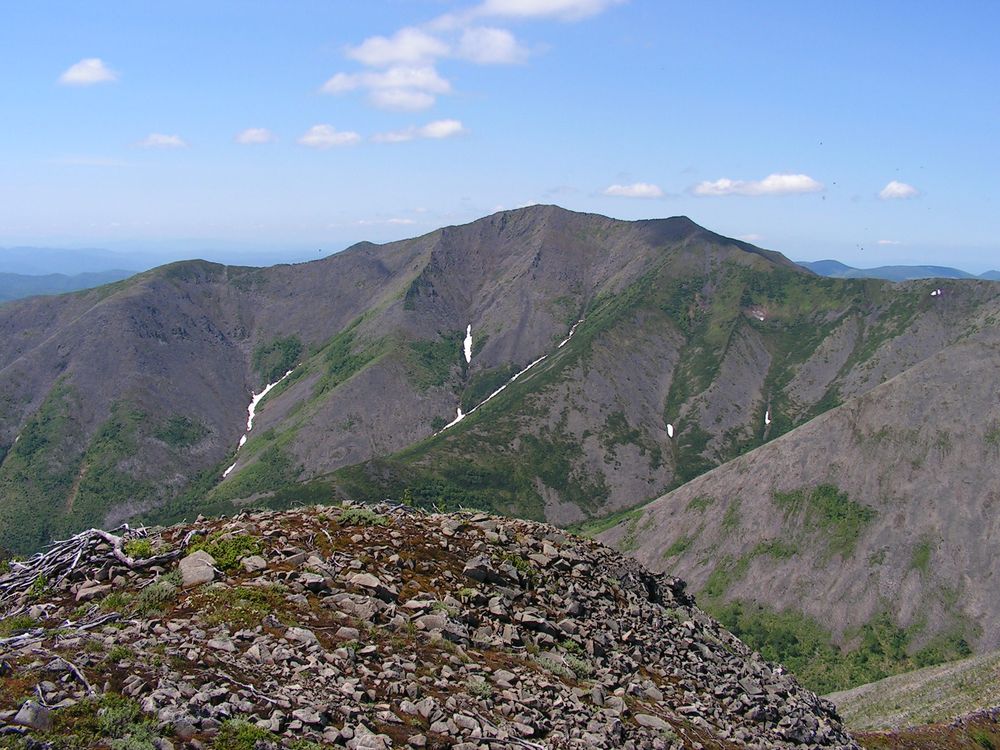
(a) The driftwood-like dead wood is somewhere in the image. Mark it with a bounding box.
[0,525,184,609]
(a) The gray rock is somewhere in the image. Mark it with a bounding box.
[179,550,216,588]
[13,701,52,731]
[241,555,267,572]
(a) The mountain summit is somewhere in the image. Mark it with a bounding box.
[2,206,999,559]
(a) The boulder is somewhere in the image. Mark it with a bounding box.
[178,550,216,588]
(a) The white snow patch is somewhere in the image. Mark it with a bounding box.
[442,407,465,431]
[667,423,674,439]
[436,317,585,434]
[463,324,473,364]
[764,409,772,426]
[931,288,943,297]
[223,369,295,478]
[754,313,765,321]
[12,434,19,445]
[558,319,584,348]
[247,370,293,431]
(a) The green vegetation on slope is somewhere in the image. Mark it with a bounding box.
[711,601,973,695]
[772,483,876,559]
[407,329,465,388]
[252,335,303,384]
[0,382,85,552]
[154,415,209,448]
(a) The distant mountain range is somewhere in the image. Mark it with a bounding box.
[799,258,1000,281]
[0,245,140,276]
[0,270,135,304]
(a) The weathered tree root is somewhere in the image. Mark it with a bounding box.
[0,525,187,608]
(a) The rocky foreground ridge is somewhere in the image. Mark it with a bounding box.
[0,504,859,749]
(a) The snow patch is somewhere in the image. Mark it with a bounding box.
[558,319,584,348]
[436,317,585,434]
[247,370,293,431]
[764,409,772,426]
[463,324,473,364]
[442,407,465,431]
[223,369,295,478]
[931,288,943,297]
[666,423,674,439]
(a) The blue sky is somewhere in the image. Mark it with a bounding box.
[1,0,998,271]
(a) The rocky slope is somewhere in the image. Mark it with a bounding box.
[597,326,1000,683]
[0,504,859,749]
[3,205,1000,556]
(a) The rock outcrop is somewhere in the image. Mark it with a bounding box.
[0,503,859,749]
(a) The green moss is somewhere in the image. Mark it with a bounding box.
[123,539,153,559]
[772,483,875,558]
[252,335,303,384]
[211,719,279,750]
[0,614,37,636]
[197,585,288,629]
[338,505,389,526]
[33,694,158,750]
[97,578,178,618]
[188,533,262,570]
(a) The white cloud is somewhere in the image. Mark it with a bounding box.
[739,233,764,243]
[370,89,437,111]
[693,173,823,196]
[347,27,449,67]
[58,58,118,86]
[471,0,625,21]
[877,239,902,245]
[879,180,919,200]
[420,119,467,138]
[235,128,275,145]
[374,119,467,143]
[297,125,361,149]
[137,133,187,149]
[603,182,664,198]
[457,27,529,64]
[322,65,451,111]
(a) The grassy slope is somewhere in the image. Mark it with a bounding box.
[828,649,1000,731]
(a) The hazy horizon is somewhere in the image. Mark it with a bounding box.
[3,1,998,272]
